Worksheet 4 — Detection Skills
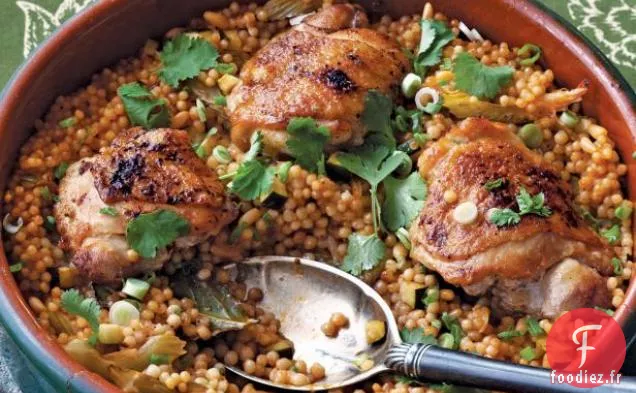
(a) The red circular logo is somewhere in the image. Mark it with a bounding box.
[546,308,626,388]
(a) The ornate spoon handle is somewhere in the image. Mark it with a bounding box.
[386,343,635,393]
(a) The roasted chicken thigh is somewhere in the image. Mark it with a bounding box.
[410,118,614,317]
[226,3,409,151]
[55,128,237,283]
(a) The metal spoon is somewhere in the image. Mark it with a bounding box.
[221,256,636,392]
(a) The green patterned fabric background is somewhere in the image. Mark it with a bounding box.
[0,0,633,392]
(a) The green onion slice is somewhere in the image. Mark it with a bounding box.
[122,278,151,300]
[518,43,541,66]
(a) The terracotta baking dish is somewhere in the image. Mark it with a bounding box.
[0,0,634,391]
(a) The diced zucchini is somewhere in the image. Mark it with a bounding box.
[265,339,294,358]
[218,74,240,95]
[326,153,352,180]
[365,320,386,344]
[399,281,426,308]
[259,177,288,208]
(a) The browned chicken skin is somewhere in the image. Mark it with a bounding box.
[226,4,410,151]
[55,128,237,283]
[410,118,614,317]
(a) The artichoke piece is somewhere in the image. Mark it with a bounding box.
[442,90,532,124]
[171,271,256,336]
[49,311,73,335]
[65,339,181,393]
[262,0,321,20]
[103,333,186,371]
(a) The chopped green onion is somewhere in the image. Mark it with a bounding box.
[196,98,207,122]
[278,162,292,183]
[109,300,140,326]
[519,346,537,361]
[518,123,543,149]
[439,333,455,349]
[54,162,69,180]
[213,95,227,106]
[3,214,24,234]
[497,328,524,340]
[59,117,76,128]
[149,354,171,365]
[122,278,151,300]
[401,73,422,98]
[518,43,541,66]
[395,227,411,251]
[615,202,633,220]
[413,133,430,147]
[212,145,232,164]
[422,287,439,305]
[9,262,23,273]
[395,115,409,132]
[559,110,579,128]
[611,257,624,276]
[526,317,545,337]
[215,63,237,75]
[431,319,442,329]
[99,207,119,216]
[44,215,56,231]
[441,312,463,350]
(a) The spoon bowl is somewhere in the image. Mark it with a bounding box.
[221,256,636,393]
[223,256,399,390]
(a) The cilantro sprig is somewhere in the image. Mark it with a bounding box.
[117,82,170,129]
[488,186,552,227]
[227,131,278,201]
[453,52,514,100]
[61,289,101,345]
[159,34,220,87]
[126,210,190,258]
[286,117,331,175]
[414,20,455,76]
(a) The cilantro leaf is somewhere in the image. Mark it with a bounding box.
[159,34,219,87]
[453,52,514,100]
[399,327,437,345]
[126,210,190,259]
[420,96,444,115]
[54,162,69,180]
[488,208,521,227]
[484,178,505,191]
[382,172,427,232]
[601,224,621,245]
[9,262,23,273]
[243,131,263,162]
[362,90,396,149]
[229,160,275,201]
[497,327,524,340]
[117,82,170,129]
[286,117,331,174]
[414,20,455,75]
[340,233,386,276]
[61,289,101,345]
[526,317,546,337]
[58,117,76,128]
[516,187,552,217]
[99,207,119,217]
